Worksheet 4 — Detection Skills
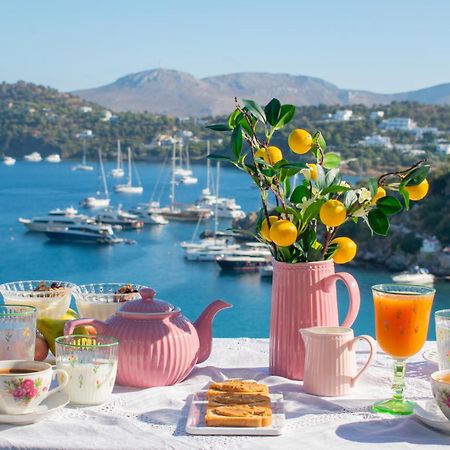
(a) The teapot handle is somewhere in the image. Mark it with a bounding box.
[321,272,360,328]
[64,318,108,336]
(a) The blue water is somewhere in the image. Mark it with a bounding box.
[0,161,448,339]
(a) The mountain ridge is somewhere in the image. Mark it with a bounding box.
[73,69,450,117]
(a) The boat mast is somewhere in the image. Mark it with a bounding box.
[171,142,176,211]
[82,139,87,165]
[98,149,109,198]
[117,140,121,170]
[206,140,210,192]
[127,147,132,187]
[186,145,190,171]
[214,161,220,242]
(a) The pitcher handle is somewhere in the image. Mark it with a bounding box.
[322,272,360,327]
[64,318,107,336]
[349,335,377,387]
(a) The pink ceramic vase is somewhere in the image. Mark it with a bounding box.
[270,259,360,380]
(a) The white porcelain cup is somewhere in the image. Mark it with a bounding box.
[431,369,450,421]
[0,360,68,414]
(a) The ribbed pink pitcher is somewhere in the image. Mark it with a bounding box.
[269,259,360,380]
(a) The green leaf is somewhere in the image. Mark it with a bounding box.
[238,116,253,136]
[321,185,351,195]
[206,123,232,132]
[401,164,430,187]
[368,177,378,197]
[323,152,341,169]
[317,132,326,151]
[376,195,402,215]
[279,162,307,170]
[291,185,310,203]
[399,185,410,210]
[307,247,324,261]
[274,104,295,130]
[325,168,339,186]
[264,98,281,126]
[312,164,326,190]
[242,99,266,123]
[231,125,242,159]
[302,200,324,223]
[227,109,241,128]
[207,153,233,162]
[368,209,389,236]
[343,190,358,209]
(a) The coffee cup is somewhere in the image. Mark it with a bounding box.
[0,360,68,414]
[430,369,450,421]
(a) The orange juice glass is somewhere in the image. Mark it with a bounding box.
[372,284,435,415]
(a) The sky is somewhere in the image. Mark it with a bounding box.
[1,0,449,93]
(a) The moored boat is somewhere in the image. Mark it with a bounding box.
[45,223,121,244]
[392,266,435,285]
[216,255,270,272]
[45,154,61,163]
[96,208,144,230]
[3,156,16,166]
[24,152,42,162]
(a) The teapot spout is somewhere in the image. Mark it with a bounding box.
[194,300,232,363]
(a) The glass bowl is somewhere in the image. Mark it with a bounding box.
[0,280,76,319]
[73,283,142,321]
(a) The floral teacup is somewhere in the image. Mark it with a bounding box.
[0,360,68,414]
[431,369,450,421]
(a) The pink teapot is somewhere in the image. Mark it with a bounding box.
[64,288,232,388]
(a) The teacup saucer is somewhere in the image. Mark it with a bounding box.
[0,391,69,425]
[414,399,450,433]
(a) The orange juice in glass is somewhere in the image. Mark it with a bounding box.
[372,284,435,415]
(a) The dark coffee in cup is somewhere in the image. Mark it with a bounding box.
[0,368,37,374]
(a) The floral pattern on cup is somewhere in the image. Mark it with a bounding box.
[437,389,450,409]
[3,378,47,404]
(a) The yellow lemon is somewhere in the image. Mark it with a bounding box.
[288,129,313,154]
[269,220,297,247]
[330,237,357,264]
[370,186,386,205]
[307,163,318,180]
[255,146,283,165]
[405,179,429,201]
[319,200,347,227]
[260,215,279,242]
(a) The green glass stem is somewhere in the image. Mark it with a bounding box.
[391,358,406,401]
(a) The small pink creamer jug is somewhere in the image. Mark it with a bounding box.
[300,326,376,396]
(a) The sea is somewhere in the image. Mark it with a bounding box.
[0,160,448,340]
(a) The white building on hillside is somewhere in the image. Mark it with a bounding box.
[436,143,450,155]
[332,110,353,121]
[78,129,93,139]
[412,127,439,139]
[101,110,113,122]
[370,111,385,120]
[379,117,417,131]
[421,237,441,253]
[79,106,93,113]
[359,134,392,148]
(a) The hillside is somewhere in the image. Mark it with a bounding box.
[73,69,450,117]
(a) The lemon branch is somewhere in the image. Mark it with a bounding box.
[377,159,427,186]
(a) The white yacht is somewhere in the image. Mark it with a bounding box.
[45,223,121,244]
[45,154,61,163]
[115,147,143,194]
[80,149,110,208]
[260,264,273,278]
[392,266,435,285]
[3,156,15,166]
[111,140,124,178]
[72,140,94,171]
[24,152,42,162]
[18,208,94,232]
[180,174,198,185]
[96,207,144,230]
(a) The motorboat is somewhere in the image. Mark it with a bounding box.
[179,174,198,185]
[216,255,270,272]
[24,152,42,162]
[72,139,94,171]
[115,147,143,194]
[3,156,16,166]
[111,140,125,178]
[96,208,144,230]
[81,149,110,208]
[45,223,122,244]
[392,266,435,285]
[260,264,273,278]
[185,244,240,261]
[45,154,61,163]
[19,208,95,232]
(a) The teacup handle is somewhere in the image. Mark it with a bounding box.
[349,335,377,387]
[47,369,69,397]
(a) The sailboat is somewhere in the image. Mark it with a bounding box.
[3,156,16,166]
[173,143,192,177]
[179,145,198,184]
[72,140,94,171]
[115,147,143,194]
[111,140,124,178]
[159,143,212,222]
[80,149,110,208]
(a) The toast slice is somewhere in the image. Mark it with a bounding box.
[205,404,272,427]
[208,392,271,407]
[207,379,269,397]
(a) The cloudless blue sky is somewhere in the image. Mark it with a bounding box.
[1,0,449,93]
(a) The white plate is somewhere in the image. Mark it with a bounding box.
[423,349,439,364]
[0,391,69,425]
[185,392,285,436]
[414,399,450,433]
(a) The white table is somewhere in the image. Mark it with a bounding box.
[0,339,447,449]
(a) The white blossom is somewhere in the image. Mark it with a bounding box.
[356,187,372,203]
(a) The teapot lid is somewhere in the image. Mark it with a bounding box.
[118,288,176,314]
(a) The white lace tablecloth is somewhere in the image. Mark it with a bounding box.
[0,339,446,449]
